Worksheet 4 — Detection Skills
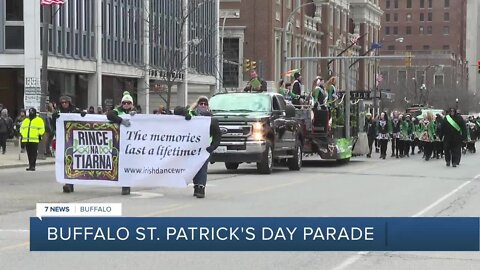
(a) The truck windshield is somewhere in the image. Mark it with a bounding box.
[210,93,271,112]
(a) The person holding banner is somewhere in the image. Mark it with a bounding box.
[187,97,221,198]
[107,91,135,195]
[20,108,45,171]
[440,108,467,167]
[52,96,84,193]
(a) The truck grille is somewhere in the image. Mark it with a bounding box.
[218,121,251,150]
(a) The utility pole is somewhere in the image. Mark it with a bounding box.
[38,5,51,160]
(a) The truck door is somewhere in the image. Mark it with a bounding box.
[276,95,296,150]
[272,95,288,154]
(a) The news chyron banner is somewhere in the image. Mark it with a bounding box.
[30,217,480,251]
[55,114,210,187]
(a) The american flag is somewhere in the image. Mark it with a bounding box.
[350,34,360,44]
[41,0,65,5]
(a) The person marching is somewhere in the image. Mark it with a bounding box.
[404,114,415,157]
[185,96,221,198]
[364,112,377,158]
[440,108,467,167]
[419,112,436,161]
[52,96,84,193]
[20,108,45,171]
[391,111,401,158]
[399,114,411,158]
[107,91,135,195]
[411,117,421,155]
[433,114,444,159]
[376,112,391,159]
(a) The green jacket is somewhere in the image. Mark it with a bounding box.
[400,120,413,140]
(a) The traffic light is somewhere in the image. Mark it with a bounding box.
[477,60,480,74]
[251,61,257,70]
[405,52,412,67]
[244,59,251,72]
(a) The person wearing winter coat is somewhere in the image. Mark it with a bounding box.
[52,96,84,193]
[364,113,376,158]
[0,108,14,154]
[106,91,136,195]
[183,96,221,198]
[440,108,467,167]
[20,108,45,171]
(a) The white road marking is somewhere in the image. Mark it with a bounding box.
[130,191,164,199]
[331,175,478,270]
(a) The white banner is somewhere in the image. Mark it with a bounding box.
[55,114,211,187]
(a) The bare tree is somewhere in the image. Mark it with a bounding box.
[143,0,221,111]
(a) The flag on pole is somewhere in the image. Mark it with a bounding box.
[283,69,301,78]
[350,34,360,44]
[41,0,65,5]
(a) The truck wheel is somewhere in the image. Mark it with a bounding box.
[257,142,273,174]
[225,162,239,170]
[287,143,302,171]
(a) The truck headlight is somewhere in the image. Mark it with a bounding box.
[252,122,264,140]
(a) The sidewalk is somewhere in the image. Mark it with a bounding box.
[0,142,55,169]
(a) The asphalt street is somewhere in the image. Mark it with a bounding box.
[1,153,480,270]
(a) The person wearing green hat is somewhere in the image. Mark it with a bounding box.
[107,91,136,195]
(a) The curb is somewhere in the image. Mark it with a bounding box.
[0,161,55,170]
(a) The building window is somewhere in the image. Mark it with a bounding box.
[443,26,449,35]
[386,0,390,9]
[420,0,425,8]
[420,13,424,21]
[398,70,407,85]
[406,45,413,50]
[419,26,424,34]
[427,26,432,35]
[444,0,450,8]
[388,45,395,50]
[6,0,24,21]
[428,12,432,21]
[5,26,24,49]
[407,0,412,8]
[393,26,398,35]
[423,45,430,50]
[386,13,390,21]
[443,45,450,50]
[406,26,412,34]
[394,13,398,22]
[287,0,292,9]
[428,0,432,8]
[406,13,412,21]
[4,0,24,50]
[394,0,398,8]
[444,12,449,21]
[434,75,444,86]
[222,38,240,88]
[385,27,390,35]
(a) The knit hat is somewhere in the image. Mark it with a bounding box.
[121,91,134,103]
[59,95,72,103]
